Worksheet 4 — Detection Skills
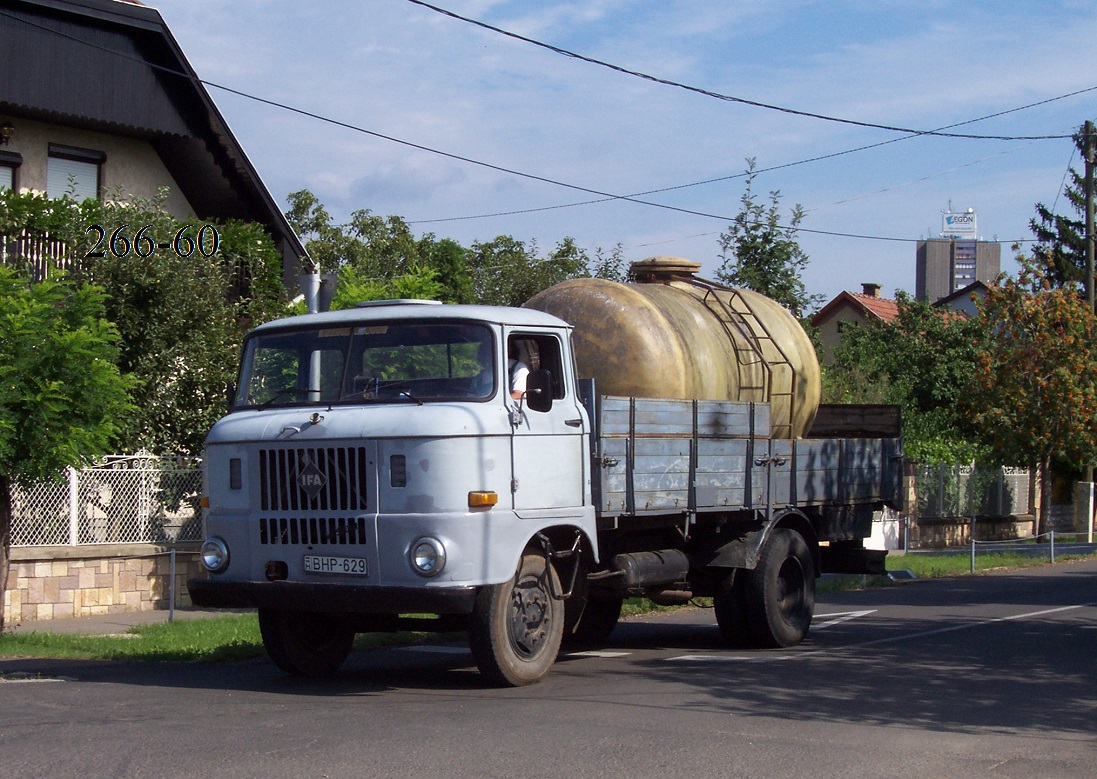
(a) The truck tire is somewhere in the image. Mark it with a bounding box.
[743,528,815,648]
[258,608,355,678]
[566,596,622,646]
[469,552,563,686]
[713,569,752,647]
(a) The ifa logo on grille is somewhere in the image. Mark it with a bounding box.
[297,460,327,500]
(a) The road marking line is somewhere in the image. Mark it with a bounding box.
[669,654,790,663]
[564,650,632,658]
[0,673,73,683]
[844,601,1097,652]
[812,609,876,628]
[666,601,1097,663]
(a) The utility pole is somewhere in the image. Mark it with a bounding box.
[1086,120,1095,541]
[1086,119,1095,315]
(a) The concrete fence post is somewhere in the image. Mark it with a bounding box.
[67,466,79,546]
[970,516,977,573]
[169,548,176,623]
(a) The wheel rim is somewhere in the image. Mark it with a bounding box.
[508,572,552,659]
[776,556,806,620]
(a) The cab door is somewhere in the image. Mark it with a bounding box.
[506,330,587,513]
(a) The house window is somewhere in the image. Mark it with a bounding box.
[47,144,105,201]
[0,150,20,191]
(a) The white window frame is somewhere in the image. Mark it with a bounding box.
[47,144,105,201]
[0,150,20,191]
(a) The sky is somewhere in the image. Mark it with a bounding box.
[150,0,1096,306]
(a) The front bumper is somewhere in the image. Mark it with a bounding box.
[187,577,478,614]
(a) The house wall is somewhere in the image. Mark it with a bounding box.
[3,117,195,219]
[816,306,871,364]
[3,544,201,624]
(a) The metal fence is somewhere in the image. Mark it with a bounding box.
[915,463,1030,519]
[10,452,203,547]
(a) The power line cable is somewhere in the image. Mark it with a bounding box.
[0,9,1064,247]
[409,120,1077,226]
[404,0,1084,141]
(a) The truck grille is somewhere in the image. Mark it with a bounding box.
[258,446,369,512]
[259,516,368,546]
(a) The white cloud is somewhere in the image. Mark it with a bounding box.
[151,0,1090,303]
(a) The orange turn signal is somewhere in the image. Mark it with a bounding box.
[199,496,210,509]
[468,490,498,508]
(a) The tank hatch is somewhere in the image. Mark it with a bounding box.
[630,256,702,283]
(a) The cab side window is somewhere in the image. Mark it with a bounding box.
[507,333,565,400]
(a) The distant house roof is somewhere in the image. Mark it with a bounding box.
[0,0,306,287]
[933,280,990,311]
[810,287,899,329]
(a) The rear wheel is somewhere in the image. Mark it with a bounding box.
[258,609,355,677]
[713,569,752,647]
[743,528,815,648]
[469,552,563,686]
[566,596,623,646]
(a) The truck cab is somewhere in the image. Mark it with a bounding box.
[190,301,597,684]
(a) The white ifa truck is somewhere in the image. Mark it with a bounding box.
[189,258,902,686]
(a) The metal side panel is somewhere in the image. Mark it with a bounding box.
[795,438,842,506]
[631,436,692,513]
[770,439,792,506]
[695,400,756,437]
[593,395,774,517]
[695,437,750,509]
[840,438,886,502]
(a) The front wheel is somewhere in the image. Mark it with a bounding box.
[469,552,564,686]
[258,609,355,677]
[743,528,815,648]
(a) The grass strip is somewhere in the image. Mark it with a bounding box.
[2,548,1093,663]
[0,614,444,663]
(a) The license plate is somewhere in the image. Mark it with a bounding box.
[303,555,369,576]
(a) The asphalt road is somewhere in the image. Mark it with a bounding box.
[2,560,1095,779]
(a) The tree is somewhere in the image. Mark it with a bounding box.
[285,189,476,304]
[827,292,985,463]
[0,188,288,455]
[467,236,588,307]
[588,243,628,283]
[717,159,822,318]
[963,260,1097,536]
[314,264,446,311]
[1028,127,1092,287]
[286,190,623,308]
[0,267,132,630]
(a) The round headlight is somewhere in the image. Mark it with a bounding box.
[409,537,446,577]
[201,537,230,573]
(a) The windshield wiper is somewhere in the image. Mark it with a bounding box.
[342,379,424,405]
[256,388,321,409]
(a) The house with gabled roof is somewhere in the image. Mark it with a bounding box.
[810,282,899,364]
[1,0,310,627]
[0,0,306,288]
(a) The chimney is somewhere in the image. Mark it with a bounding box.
[861,283,882,299]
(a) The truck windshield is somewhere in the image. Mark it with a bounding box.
[233,321,495,409]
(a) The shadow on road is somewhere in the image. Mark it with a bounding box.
[2,562,1094,739]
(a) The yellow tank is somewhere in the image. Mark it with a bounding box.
[524,256,821,438]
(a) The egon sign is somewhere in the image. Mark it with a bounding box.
[941,209,977,239]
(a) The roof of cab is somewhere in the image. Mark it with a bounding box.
[249,302,573,334]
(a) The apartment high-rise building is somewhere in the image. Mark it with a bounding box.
[915,209,1000,303]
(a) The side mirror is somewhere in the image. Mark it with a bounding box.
[525,369,553,413]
